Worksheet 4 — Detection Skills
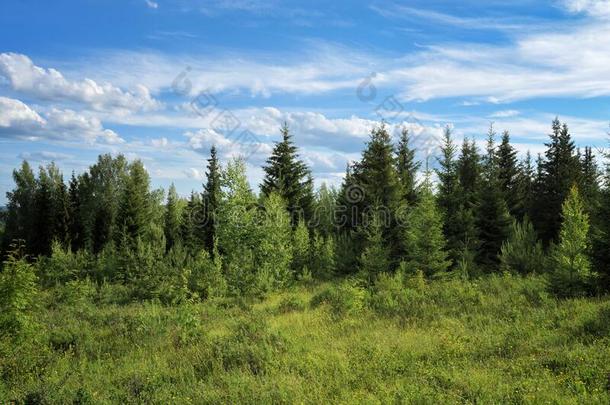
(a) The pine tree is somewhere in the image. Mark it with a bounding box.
[402,173,450,277]
[476,126,512,269]
[202,146,222,252]
[532,119,581,244]
[395,127,421,206]
[496,130,520,216]
[550,185,593,297]
[116,160,151,245]
[499,218,545,274]
[261,123,314,225]
[164,183,182,251]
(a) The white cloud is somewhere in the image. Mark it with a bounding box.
[18,151,73,161]
[0,53,162,112]
[0,96,124,144]
[490,110,520,118]
[145,0,159,9]
[562,0,610,17]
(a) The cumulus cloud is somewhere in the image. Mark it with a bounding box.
[0,96,124,144]
[0,53,162,112]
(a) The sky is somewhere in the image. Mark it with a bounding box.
[1,0,610,204]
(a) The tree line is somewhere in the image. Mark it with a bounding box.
[1,119,609,301]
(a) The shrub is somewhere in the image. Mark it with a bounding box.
[190,245,227,300]
[54,278,97,307]
[311,233,335,278]
[0,245,38,336]
[311,279,367,317]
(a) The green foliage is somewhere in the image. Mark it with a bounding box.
[395,127,421,206]
[311,279,367,317]
[202,146,222,252]
[257,193,293,290]
[260,123,314,224]
[500,217,546,274]
[358,213,391,283]
[163,183,182,251]
[310,232,335,278]
[116,160,152,246]
[0,244,38,336]
[291,219,309,275]
[38,240,91,286]
[190,244,227,300]
[550,186,594,297]
[402,177,450,277]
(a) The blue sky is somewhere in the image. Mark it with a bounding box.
[1,0,610,203]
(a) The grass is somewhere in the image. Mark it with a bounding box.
[1,273,610,404]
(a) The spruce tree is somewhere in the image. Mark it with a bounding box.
[499,217,545,275]
[592,144,610,291]
[312,182,337,237]
[354,123,403,262]
[402,173,450,277]
[395,127,421,206]
[579,146,600,212]
[550,185,593,297]
[181,191,202,252]
[532,119,581,244]
[164,183,182,251]
[260,123,314,225]
[116,160,151,245]
[359,211,391,284]
[202,146,222,252]
[435,126,462,265]
[476,126,512,269]
[496,130,520,216]
[514,151,535,221]
[67,172,84,252]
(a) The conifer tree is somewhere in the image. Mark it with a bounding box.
[67,172,84,252]
[402,173,450,277]
[359,211,391,284]
[496,130,520,216]
[550,185,593,297]
[514,151,535,221]
[532,119,581,243]
[261,123,314,225]
[116,160,151,245]
[202,146,221,252]
[499,217,545,275]
[476,126,512,269]
[312,182,337,237]
[579,146,600,212]
[2,161,36,256]
[354,123,403,261]
[435,126,462,265]
[181,192,202,252]
[164,183,182,251]
[592,144,610,291]
[395,127,421,206]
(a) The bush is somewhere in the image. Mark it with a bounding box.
[311,279,367,317]
[54,279,97,307]
[37,241,91,287]
[190,247,226,300]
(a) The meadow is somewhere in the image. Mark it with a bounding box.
[2,272,609,404]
